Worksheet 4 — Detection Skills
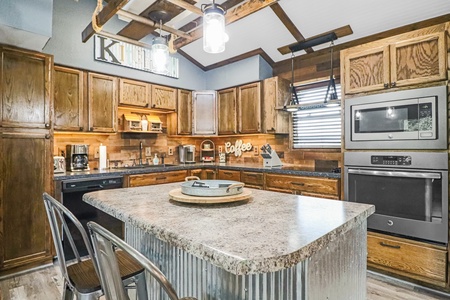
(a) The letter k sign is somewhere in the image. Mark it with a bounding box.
[96,36,121,64]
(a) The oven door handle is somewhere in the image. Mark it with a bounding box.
[347,169,441,179]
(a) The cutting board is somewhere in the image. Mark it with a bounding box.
[169,188,252,204]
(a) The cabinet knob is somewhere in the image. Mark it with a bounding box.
[383,83,389,89]
[390,82,396,88]
[45,134,51,139]
[45,123,50,128]
[79,127,84,131]
[90,127,94,131]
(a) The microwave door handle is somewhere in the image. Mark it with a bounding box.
[347,169,441,179]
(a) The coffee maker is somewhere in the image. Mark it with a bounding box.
[179,145,196,164]
[66,144,90,171]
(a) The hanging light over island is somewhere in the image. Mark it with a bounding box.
[202,0,227,53]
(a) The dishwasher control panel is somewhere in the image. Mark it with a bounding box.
[62,176,123,192]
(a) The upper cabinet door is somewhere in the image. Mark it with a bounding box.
[119,78,150,107]
[238,82,261,134]
[218,87,237,135]
[54,66,84,131]
[177,89,192,135]
[88,72,117,132]
[262,76,290,134]
[0,47,52,129]
[192,90,217,135]
[390,32,446,88]
[151,84,176,110]
[343,45,390,94]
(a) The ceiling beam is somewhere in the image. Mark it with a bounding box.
[116,10,191,39]
[165,0,202,16]
[270,3,313,54]
[173,0,278,50]
[82,0,130,42]
[277,25,353,55]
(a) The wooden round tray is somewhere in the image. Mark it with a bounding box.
[169,188,252,204]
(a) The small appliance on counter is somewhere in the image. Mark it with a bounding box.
[53,156,66,174]
[179,145,196,164]
[66,144,90,171]
[260,144,282,167]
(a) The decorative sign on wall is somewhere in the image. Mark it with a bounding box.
[225,140,253,157]
[94,34,179,78]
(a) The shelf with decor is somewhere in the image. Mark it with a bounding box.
[119,113,162,133]
[200,140,215,163]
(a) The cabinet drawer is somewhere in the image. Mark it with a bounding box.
[128,173,167,187]
[165,170,188,183]
[240,171,263,187]
[265,174,339,196]
[218,170,241,181]
[368,232,447,284]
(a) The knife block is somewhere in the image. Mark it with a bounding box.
[262,150,283,167]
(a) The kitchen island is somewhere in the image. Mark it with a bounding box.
[84,183,374,299]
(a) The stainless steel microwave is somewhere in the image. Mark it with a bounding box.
[344,85,447,149]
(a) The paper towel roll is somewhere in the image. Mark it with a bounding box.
[99,144,107,170]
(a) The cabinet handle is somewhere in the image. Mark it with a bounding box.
[45,123,50,128]
[379,242,400,249]
[79,127,84,131]
[45,134,51,139]
[390,82,396,88]
[223,172,233,175]
[247,174,257,177]
[90,127,94,131]
[291,182,304,186]
[383,83,389,89]
[156,176,167,180]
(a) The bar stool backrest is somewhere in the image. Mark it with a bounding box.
[87,221,180,300]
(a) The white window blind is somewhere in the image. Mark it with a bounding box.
[292,83,341,148]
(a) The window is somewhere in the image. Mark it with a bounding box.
[292,83,341,148]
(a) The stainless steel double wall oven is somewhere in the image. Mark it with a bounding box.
[344,85,448,245]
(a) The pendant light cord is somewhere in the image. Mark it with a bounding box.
[92,0,103,33]
[291,52,300,105]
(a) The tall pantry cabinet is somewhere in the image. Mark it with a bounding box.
[0,46,54,274]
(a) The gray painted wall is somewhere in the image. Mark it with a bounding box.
[3,0,273,91]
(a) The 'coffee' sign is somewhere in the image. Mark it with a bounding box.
[225,140,253,157]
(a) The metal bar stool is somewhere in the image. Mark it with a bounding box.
[87,221,197,300]
[43,192,147,299]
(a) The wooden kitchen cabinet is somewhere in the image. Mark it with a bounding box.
[262,77,290,134]
[218,88,237,135]
[367,231,447,287]
[342,29,447,94]
[0,47,52,129]
[0,132,53,273]
[265,174,340,198]
[126,170,188,187]
[54,66,85,131]
[240,171,264,189]
[218,169,241,181]
[238,82,261,134]
[119,78,150,107]
[151,84,176,110]
[177,89,192,135]
[88,72,117,132]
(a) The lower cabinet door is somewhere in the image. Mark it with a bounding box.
[0,131,53,272]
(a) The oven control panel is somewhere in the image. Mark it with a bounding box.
[371,155,412,165]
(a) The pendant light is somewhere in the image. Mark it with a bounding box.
[324,41,339,107]
[202,0,227,54]
[149,11,170,75]
[283,52,300,112]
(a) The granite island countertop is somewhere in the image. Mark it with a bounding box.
[84,183,373,275]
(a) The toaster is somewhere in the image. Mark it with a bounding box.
[54,156,66,174]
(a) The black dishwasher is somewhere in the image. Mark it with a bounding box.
[61,176,123,260]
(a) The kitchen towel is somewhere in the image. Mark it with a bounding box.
[99,144,107,170]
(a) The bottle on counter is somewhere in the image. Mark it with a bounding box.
[153,153,159,165]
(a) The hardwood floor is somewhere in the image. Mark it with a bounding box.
[1,265,450,299]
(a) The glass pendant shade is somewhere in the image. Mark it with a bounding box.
[151,36,169,75]
[203,4,226,54]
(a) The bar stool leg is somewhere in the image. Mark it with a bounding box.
[135,272,148,300]
[62,281,74,300]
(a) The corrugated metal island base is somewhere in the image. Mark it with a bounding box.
[84,183,374,300]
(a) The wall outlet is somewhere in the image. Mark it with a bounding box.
[94,147,99,158]
[218,146,223,153]
[253,146,258,156]
[168,147,174,156]
[145,147,151,157]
